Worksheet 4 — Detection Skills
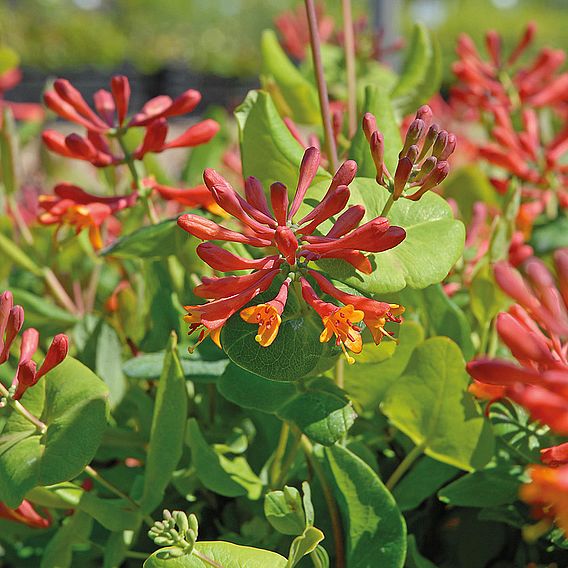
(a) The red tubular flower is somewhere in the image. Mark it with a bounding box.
[43,76,219,166]
[177,147,406,356]
[541,442,568,468]
[147,179,221,215]
[38,183,138,250]
[0,500,51,529]
[0,290,69,400]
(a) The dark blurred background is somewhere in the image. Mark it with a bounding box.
[1,0,567,108]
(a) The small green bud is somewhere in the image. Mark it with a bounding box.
[188,513,199,535]
[174,511,189,533]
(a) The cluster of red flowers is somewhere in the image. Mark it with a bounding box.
[177,146,405,363]
[449,24,568,237]
[42,76,219,166]
[451,23,568,113]
[467,251,568,533]
[1,290,68,401]
[38,76,220,249]
[364,105,454,201]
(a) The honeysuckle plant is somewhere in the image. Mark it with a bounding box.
[1,2,568,568]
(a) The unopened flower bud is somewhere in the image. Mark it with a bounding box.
[362,112,377,143]
[418,124,440,161]
[405,144,419,164]
[415,105,433,127]
[485,30,502,67]
[554,248,568,308]
[0,306,24,364]
[173,511,189,533]
[270,182,289,226]
[188,513,198,535]
[438,133,457,161]
[413,156,437,183]
[35,334,69,380]
[393,156,414,199]
[329,160,357,192]
[405,161,450,201]
[370,131,385,184]
[0,291,14,356]
[400,119,426,157]
[19,328,39,366]
[432,130,449,158]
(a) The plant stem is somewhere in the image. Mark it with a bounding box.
[304,0,338,172]
[334,357,345,389]
[84,465,154,526]
[43,268,78,314]
[301,437,345,568]
[379,194,395,218]
[270,421,290,487]
[124,551,150,560]
[385,441,426,490]
[116,133,160,225]
[275,426,302,487]
[0,381,47,433]
[7,194,34,245]
[342,0,357,139]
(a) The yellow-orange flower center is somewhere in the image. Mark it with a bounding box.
[320,305,364,364]
[240,304,282,347]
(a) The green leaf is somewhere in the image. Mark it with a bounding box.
[10,288,79,334]
[438,467,524,508]
[143,541,287,567]
[41,511,93,568]
[392,456,458,512]
[344,321,424,410]
[186,418,262,499]
[219,365,355,445]
[265,486,307,536]
[324,445,407,568]
[260,29,320,124]
[307,178,465,294]
[221,279,339,381]
[277,377,356,446]
[401,285,474,360]
[0,232,43,276]
[102,217,187,259]
[218,363,298,413]
[287,526,325,568]
[123,351,229,383]
[381,338,494,471]
[235,90,330,190]
[0,357,109,507]
[392,29,442,117]
[79,493,141,531]
[390,24,432,109]
[140,333,188,514]
[349,86,401,177]
[95,321,127,406]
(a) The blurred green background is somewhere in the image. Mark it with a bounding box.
[0,0,566,78]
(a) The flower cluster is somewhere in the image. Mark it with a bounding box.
[38,75,220,249]
[451,23,568,114]
[42,76,219,166]
[38,182,138,250]
[364,105,454,202]
[178,147,405,363]
[467,251,568,533]
[1,290,68,401]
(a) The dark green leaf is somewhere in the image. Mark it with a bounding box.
[140,333,188,514]
[41,511,93,568]
[264,485,307,536]
[287,526,325,567]
[531,215,568,254]
[324,445,407,568]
